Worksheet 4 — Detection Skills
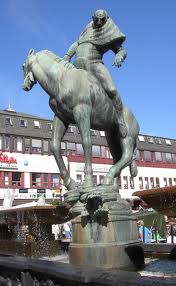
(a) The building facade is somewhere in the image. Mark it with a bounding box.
[0,108,176,203]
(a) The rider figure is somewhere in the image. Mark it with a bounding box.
[64,9,127,138]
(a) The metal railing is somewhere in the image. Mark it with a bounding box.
[140,224,176,244]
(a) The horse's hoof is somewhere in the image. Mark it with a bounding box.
[66,179,78,191]
[82,180,94,189]
[103,176,114,185]
[130,161,138,177]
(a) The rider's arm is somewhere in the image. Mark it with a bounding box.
[111,45,127,60]
[111,43,127,67]
[111,40,127,58]
[64,41,78,62]
[116,47,127,60]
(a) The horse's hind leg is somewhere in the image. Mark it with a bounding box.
[102,130,121,186]
[50,116,77,191]
[103,134,134,185]
[73,104,93,188]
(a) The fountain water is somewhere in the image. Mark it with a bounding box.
[2,188,15,209]
[0,196,72,257]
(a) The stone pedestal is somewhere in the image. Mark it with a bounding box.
[70,214,143,270]
[66,186,144,270]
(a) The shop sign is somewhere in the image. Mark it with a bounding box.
[54,189,61,193]
[76,164,111,173]
[19,188,28,193]
[37,189,46,193]
[0,154,17,169]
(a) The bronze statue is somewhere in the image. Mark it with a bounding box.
[22,12,144,270]
[22,49,139,192]
[64,9,127,138]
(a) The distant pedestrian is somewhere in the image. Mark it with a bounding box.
[151,225,161,242]
[62,222,72,239]
[137,220,152,243]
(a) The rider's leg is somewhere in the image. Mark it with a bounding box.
[92,63,127,138]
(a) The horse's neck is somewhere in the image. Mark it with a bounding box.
[32,55,61,96]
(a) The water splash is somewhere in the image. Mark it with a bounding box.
[2,189,14,209]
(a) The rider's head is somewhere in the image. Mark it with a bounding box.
[92,10,109,28]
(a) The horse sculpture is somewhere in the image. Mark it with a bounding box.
[22,49,139,192]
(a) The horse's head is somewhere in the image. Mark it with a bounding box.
[22,49,37,91]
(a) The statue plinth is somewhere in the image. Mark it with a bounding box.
[66,185,144,270]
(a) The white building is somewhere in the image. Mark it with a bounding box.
[0,108,176,205]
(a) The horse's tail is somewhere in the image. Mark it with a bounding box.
[129,141,138,177]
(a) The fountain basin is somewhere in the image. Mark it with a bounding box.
[0,204,71,257]
[0,205,70,225]
[0,255,176,285]
[133,186,176,217]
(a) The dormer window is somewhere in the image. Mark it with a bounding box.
[20,119,27,127]
[90,129,96,136]
[5,117,12,126]
[138,135,145,142]
[165,139,171,145]
[67,126,74,133]
[34,120,40,128]
[155,137,162,144]
[147,136,154,143]
[100,131,105,137]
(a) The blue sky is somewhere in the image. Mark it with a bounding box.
[0,0,175,138]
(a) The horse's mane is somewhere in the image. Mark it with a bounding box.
[38,50,75,70]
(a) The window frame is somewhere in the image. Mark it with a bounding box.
[123,176,128,189]
[5,117,12,126]
[47,123,52,131]
[138,135,145,142]
[76,174,82,183]
[139,177,143,190]
[31,138,42,154]
[20,119,27,127]
[33,120,40,129]
[165,139,171,145]
[0,171,24,188]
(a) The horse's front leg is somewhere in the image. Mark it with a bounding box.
[73,104,93,188]
[50,116,77,191]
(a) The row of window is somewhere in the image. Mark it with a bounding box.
[0,135,49,154]
[138,135,172,146]
[62,142,110,158]
[3,117,104,136]
[4,116,53,130]
[1,134,176,163]
[0,135,111,157]
[0,172,61,189]
[136,150,176,163]
[4,117,102,137]
[120,176,176,190]
[3,115,175,146]
[76,174,176,190]
[1,171,176,191]
[118,176,176,190]
[76,174,106,185]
